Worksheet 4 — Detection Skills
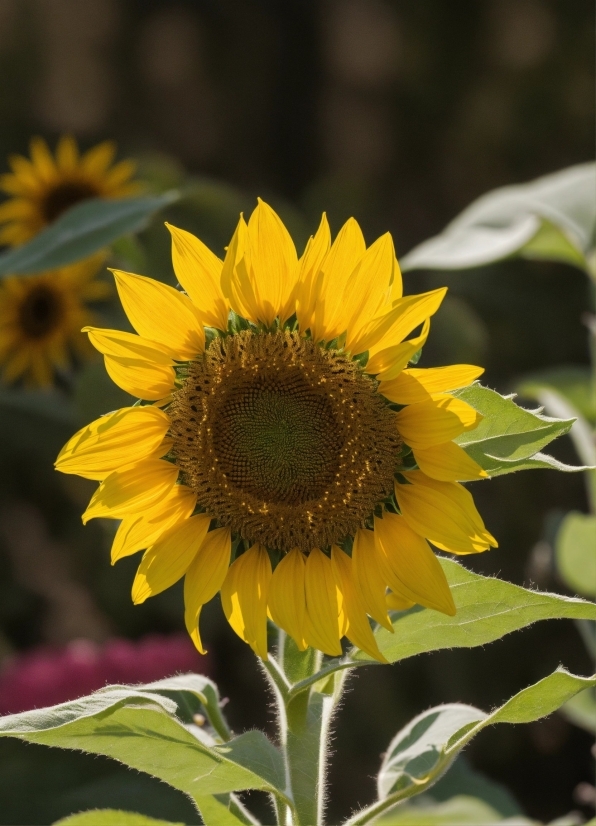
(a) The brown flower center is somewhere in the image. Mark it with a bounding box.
[41,181,100,223]
[169,331,401,553]
[18,283,64,339]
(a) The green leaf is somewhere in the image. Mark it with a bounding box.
[0,193,178,276]
[346,669,595,825]
[53,811,184,826]
[426,756,522,817]
[195,795,252,826]
[376,795,509,825]
[559,687,596,734]
[555,511,596,598]
[452,384,586,476]
[0,676,288,805]
[353,558,596,665]
[400,163,596,274]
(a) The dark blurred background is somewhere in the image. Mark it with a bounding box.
[0,1,594,823]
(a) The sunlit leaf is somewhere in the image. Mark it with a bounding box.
[344,669,595,825]
[353,558,596,665]
[0,676,287,804]
[452,384,586,476]
[401,163,596,274]
[0,193,178,276]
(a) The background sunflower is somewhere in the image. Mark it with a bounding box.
[0,136,138,246]
[0,254,109,387]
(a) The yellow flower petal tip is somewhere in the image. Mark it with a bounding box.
[55,203,495,658]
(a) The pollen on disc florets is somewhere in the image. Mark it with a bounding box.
[169,330,401,552]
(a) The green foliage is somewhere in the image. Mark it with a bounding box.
[452,384,586,476]
[53,811,184,826]
[401,163,596,276]
[555,511,596,599]
[0,676,288,810]
[0,193,177,276]
[354,558,596,665]
[346,668,595,825]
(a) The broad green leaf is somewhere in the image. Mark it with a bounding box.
[518,366,596,426]
[54,811,183,826]
[353,558,596,664]
[0,677,287,804]
[195,795,251,826]
[427,755,522,817]
[452,384,585,476]
[400,163,596,274]
[559,687,596,734]
[346,668,594,825]
[376,795,510,825]
[0,193,178,276]
[555,511,596,599]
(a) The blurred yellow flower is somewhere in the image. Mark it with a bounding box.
[55,200,497,661]
[0,254,109,387]
[0,136,138,246]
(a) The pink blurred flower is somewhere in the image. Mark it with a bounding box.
[0,634,210,715]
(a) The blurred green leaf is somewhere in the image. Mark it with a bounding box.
[452,384,586,476]
[0,193,178,276]
[426,756,522,817]
[555,511,596,598]
[354,558,596,665]
[559,687,596,734]
[54,810,184,826]
[401,163,595,275]
[377,795,504,825]
[0,676,288,804]
[518,366,596,425]
[346,669,595,825]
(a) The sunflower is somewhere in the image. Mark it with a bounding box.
[55,201,497,661]
[0,254,110,387]
[0,136,138,246]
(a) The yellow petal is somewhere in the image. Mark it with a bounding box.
[303,547,342,656]
[310,218,366,344]
[221,544,272,660]
[353,288,447,357]
[374,513,456,615]
[111,484,197,563]
[29,137,57,181]
[380,365,485,404]
[56,135,79,172]
[268,548,307,650]
[83,326,177,363]
[220,216,252,317]
[343,233,396,351]
[395,471,498,554]
[414,441,488,482]
[184,527,231,653]
[132,514,211,604]
[396,395,482,450]
[295,214,331,334]
[352,528,392,631]
[386,591,415,611]
[166,223,229,331]
[331,546,387,662]
[82,459,178,523]
[367,319,430,381]
[56,406,170,480]
[104,354,176,401]
[247,199,298,326]
[389,256,403,301]
[111,269,204,360]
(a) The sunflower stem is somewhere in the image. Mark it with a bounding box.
[268,632,351,826]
